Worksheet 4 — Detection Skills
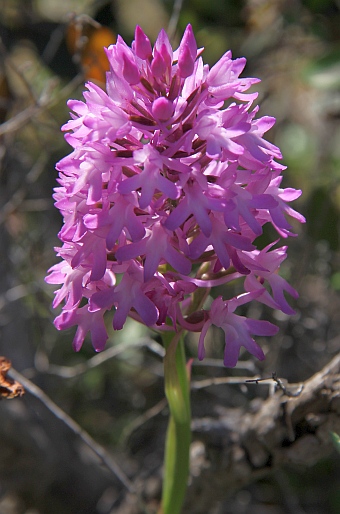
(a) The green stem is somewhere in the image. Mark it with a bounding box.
[159,331,191,514]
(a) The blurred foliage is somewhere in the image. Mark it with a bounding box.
[330,431,340,454]
[0,0,340,513]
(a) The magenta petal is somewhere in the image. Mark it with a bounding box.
[223,332,240,367]
[73,326,86,352]
[134,25,152,59]
[122,53,140,84]
[116,239,147,263]
[249,194,278,209]
[178,44,195,77]
[158,174,178,200]
[206,137,222,159]
[244,319,279,337]
[242,336,266,362]
[113,302,130,330]
[91,321,108,352]
[89,288,115,312]
[151,51,166,77]
[189,233,209,260]
[133,291,159,326]
[193,207,212,237]
[154,29,172,66]
[54,309,74,331]
[144,250,162,281]
[165,246,191,275]
[125,215,146,242]
[178,24,197,78]
[117,175,141,195]
[213,239,231,270]
[165,200,191,231]
[91,242,107,281]
[270,275,298,315]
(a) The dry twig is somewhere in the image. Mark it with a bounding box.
[186,353,340,513]
[7,367,153,514]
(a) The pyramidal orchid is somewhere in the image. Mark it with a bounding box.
[46,24,304,365]
[46,24,304,514]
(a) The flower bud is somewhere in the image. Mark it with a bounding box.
[178,24,197,78]
[152,97,174,121]
[134,25,152,60]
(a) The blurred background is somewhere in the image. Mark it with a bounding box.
[0,0,340,513]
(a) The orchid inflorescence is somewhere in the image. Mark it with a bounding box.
[46,24,304,366]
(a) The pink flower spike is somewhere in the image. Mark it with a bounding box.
[46,24,303,363]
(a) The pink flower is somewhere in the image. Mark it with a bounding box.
[242,242,299,315]
[46,24,304,364]
[198,295,278,367]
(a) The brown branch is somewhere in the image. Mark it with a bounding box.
[186,353,340,514]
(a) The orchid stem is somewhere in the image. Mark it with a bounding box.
[159,331,191,514]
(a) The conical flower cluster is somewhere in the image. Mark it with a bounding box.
[46,25,304,366]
